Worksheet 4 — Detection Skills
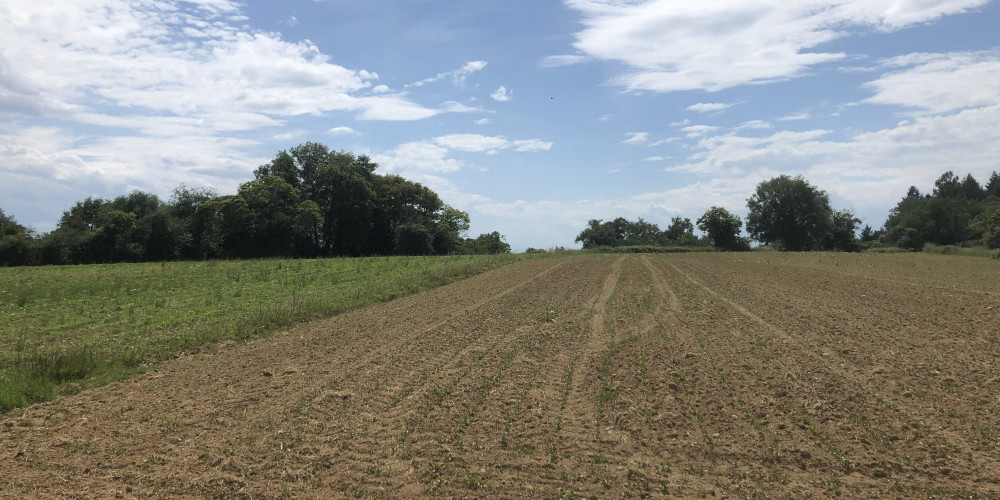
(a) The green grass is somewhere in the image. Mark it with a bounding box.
[922,243,1000,260]
[0,254,530,413]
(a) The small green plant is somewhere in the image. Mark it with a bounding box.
[545,309,556,322]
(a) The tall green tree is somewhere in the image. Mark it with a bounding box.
[882,171,990,249]
[432,205,471,255]
[986,172,1000,199]
[746,175,833,251]
[575,219,618,248]
[464,231,511,254]
[823,210,862,251]
[932,171,963,198]
[663,217,694,242]
[697,207,747,251]
[0,208,35,266]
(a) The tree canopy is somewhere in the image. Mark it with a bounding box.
[574,217,701,249]
[696,207,748,251]
[0,142,511,266]
[746,175,834,251]
[882,170,999,249]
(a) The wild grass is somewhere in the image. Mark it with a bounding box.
[0,254,529,413]
[922,243,1000,260]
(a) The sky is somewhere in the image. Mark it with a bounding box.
[2,0,999,251]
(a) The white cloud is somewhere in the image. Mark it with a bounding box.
[0,2,453,125]
[686,102,732,113]
[644,156,666,162]
[778,112,812,121]
[562,0,990,92]
[622,132,649,145]
[328,126,357,136]
[475,118,491,126]
[540,54,591,67]
[434,134,511,153]
[440,101,481,113]
[680,125,721,138]
[735,120,773,130]
[863,50,1000,114]
[406,60,489,88]
[512,139,553,152]
[648,137,679,147]
[355,95,442,121]
[491,86,513,102]
[432,134,553,154]
[373,141,464,175]
[667,104,1000,213]
[0,125,262,228]
[370,134,552,199]
[0,0,484,229]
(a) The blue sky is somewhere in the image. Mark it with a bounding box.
[2,0,999,250]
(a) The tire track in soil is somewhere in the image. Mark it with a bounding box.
[663,256,1000,495]
[406,262,613,495]
[3,254,998,499]
[0,259,566,499]
[650,259,859,491]
[704,258,1000,486]
[251,260,587,496]
[642,256,823,498]
[553,256,622,449]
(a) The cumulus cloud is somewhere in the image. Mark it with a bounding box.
[540,54,591,67]
[373,141,464,175]
[680,125,721,138]
[475,118,491,126]
[863,49,1000,114]
[668,105,1000,212]
[327,126,357,136]
[373,133,552,180]
[0,1,456,124]
[622,132,649,145]
[778,112,812,121]
[406,60,489,88]
[735,120,773,130]
[432,134,553,154]
[434,134,511,153]
[0,0,483,229]
[512,139,553,152]
[491,86,513,102]
[686,102,732,113]
[562,0,990,92]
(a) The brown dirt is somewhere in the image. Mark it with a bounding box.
[2,253,999,499]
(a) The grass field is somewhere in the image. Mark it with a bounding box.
[0,254,530,412]
[2,252,999,498]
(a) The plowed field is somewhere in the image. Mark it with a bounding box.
[2,253,999,499]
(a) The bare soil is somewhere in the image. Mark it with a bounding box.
[2,253,999,499]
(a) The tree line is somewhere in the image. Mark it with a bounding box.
[577,170,1000,252]
[881,171,1000,250]
[0,142,510,266]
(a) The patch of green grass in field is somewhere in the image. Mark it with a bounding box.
[922,243,1000,260]
[0,254,529,412]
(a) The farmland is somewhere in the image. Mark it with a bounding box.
[2,252,1000,498]
[0,254,528,412]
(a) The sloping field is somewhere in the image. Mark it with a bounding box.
[2,253,999,498]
